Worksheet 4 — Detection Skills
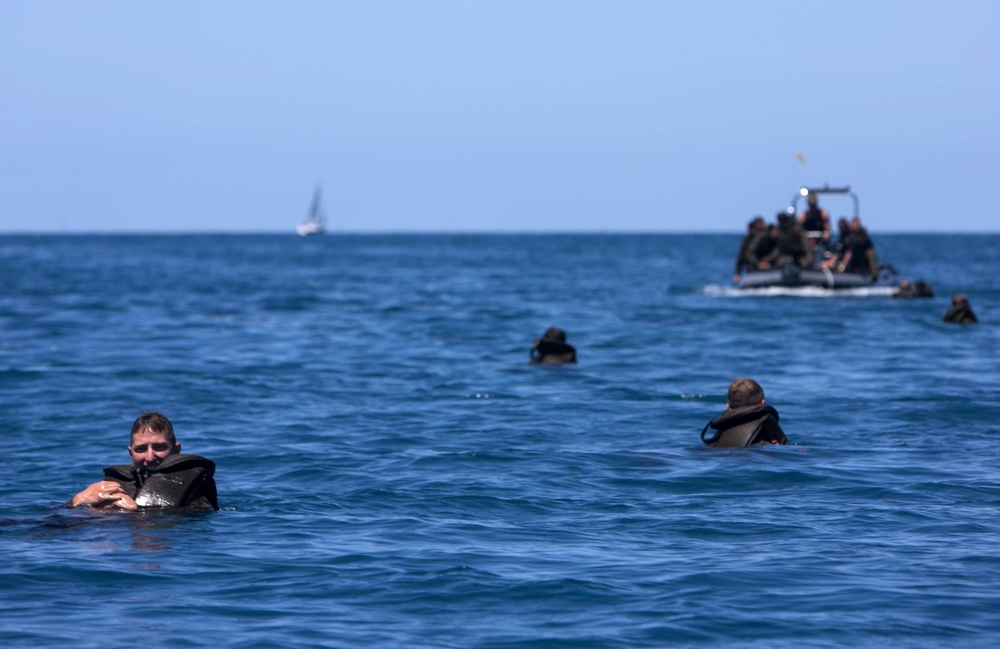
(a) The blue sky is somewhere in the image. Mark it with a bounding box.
[2,1,997,233]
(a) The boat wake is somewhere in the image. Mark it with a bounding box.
[703,284,896,298]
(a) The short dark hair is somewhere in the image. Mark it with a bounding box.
[728,378,764,409]
[131,411,176,445]
[542,326,567,344]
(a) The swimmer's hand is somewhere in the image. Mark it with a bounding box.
[71,480,136,509]
[109,493,137,510]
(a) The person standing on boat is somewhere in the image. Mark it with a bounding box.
[798,194,832,246]
[70,411,219,510]
[700,378,788,448]
[733,216,765,283]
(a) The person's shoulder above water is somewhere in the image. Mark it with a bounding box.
[700,377,788,448]
[530,326,577,364]
[70,411,219,511]
[942,294,978,324]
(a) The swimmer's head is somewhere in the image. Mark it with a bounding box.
[727,377,764,409]
[541,327,567,344]
[128,411,180,469]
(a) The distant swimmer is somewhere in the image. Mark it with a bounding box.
[942,294,978,325]
[70,411,219,510]
[892,279,934,299]
[530,326,578,364]
[700,377,788,448]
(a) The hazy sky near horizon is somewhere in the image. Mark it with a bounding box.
[2,1,998,233]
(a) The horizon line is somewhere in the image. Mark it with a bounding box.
[2,229,999,236]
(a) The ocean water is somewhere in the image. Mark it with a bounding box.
[1,233,998,648]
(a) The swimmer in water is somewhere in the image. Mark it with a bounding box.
[700,377,788,448]
[942,294,978,325]
[892,279,934,299]
[70,411,218,510]
[530,326,578,364]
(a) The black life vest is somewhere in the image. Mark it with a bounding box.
[104,454,219,510]
[700,405,787,448]
[802,206,825,232]
[530,339,577,364]
[942,303,978,325]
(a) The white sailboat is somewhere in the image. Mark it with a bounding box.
[296,186,326,236]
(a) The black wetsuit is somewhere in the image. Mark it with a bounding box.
[104,454,219,510]
[700,404,788,448]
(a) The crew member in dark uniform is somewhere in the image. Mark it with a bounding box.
[821,218,852,270]
[798,194,831,245]
[70,411,219,510]
[942,294,979,324]
[734,216,765,283]
[701,377,788,448]
[746,223,779,270]
[837,217,878,278]
[530,326,578,364]
[775,213,812,269]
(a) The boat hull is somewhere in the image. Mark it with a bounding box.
[296,222,325,236]
[738,266,873,290]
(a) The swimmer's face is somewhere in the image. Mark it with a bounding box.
[129,428,179,469]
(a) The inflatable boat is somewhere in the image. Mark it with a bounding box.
[737,185,892,290]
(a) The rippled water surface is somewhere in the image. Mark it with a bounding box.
[2,234,999,648]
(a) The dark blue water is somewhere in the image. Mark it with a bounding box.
[2,234,999,648]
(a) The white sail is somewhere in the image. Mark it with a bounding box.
[296,186,326,236]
